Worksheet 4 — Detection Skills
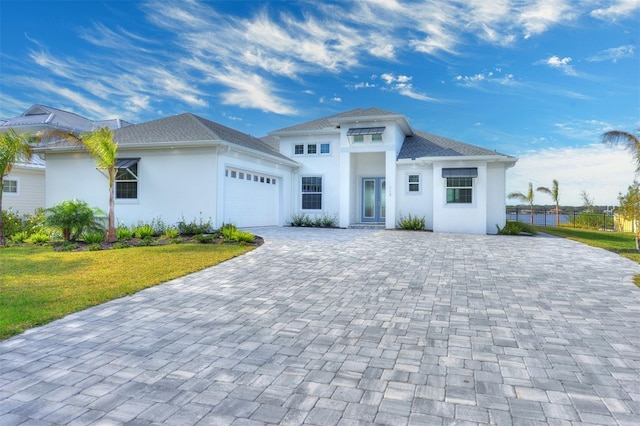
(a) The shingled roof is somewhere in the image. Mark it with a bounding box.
[37,113,294,164]
[398,130,512,159]
[0,104,131,132]
[271,107,402,134]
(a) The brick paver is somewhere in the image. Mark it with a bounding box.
[1,227,640,425]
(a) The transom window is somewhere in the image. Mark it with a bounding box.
[2,179,17,194]
[226,167,277,185]
[301,176,322,210]
[408,174,420,192]
[446,177,473,204]
[115,158,139,199]
[294,143,331,155]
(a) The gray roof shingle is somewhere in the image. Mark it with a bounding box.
[271,107,401,133]
[0,104,131,132]
[40,113,293,162]
[397,130,512,159]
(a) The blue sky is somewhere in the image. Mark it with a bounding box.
[1,0,638,206]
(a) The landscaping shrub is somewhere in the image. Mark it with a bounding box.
[221,225,254,243]
[397,213,426,230]
[88,243,102,251]
[116,226,133,241]
[44,199,105,242]
[1,208,23,239]
[9,231,29,244]
[82,231,104,244]
[497,221,538,235]
[194,234,215,244]
[26,232,50,244]
[289,212,310,227]
[163,227,180,239]
[290,213,337,227]
[178,214,213,235]
[133,224,154,239]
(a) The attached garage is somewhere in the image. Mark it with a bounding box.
[223,167,280,227]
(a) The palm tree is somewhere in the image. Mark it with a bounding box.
[47,126,118,242]
[0,129,34,247]
[602,129,640,171]
[537,179,560,226]
[508,182,535,225]
[80,127,118,242]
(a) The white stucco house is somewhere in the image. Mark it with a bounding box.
[270,108,517,234]
[1,104,131,215]
[35,107,517,234]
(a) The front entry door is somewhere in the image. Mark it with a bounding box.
[362,177,386,222]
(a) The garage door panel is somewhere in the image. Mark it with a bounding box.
[224,169,278,227]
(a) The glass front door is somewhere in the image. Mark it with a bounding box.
[362,177,386,222]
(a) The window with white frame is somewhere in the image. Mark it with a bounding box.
[301,176,322,210]
[371,134,383,142]
[407,174,420,193]
[446,177,473,203]
[115,158,139,199]
[294,143,330,156]
[2,179,18,194]
[443,168,477,204]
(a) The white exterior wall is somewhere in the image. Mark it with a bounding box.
[3,167,45,214]
[432,162,488,234]
[395,163,433,230]
[279,134,341,222]
[44,146,295,228]
[486,163,508,234]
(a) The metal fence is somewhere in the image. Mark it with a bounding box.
[505,208,634,232]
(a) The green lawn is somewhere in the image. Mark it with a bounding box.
[0,243,253,340]
[536,226,640,285]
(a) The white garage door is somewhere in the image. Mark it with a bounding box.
[223,168,279,227]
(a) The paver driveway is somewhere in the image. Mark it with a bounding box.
[1,228,640,425]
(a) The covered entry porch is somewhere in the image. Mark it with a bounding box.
[339,150,397,229]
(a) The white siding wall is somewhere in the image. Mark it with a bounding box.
[486,163,508,234]
[432,162,488,234]
[3,167,45,214]
[396,163,433,229]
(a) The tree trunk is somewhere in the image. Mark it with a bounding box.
[106,181,117,242]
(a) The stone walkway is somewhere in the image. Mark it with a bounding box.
[1,228,640,425]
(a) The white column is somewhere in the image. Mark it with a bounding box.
[339,151,351,228]
[385,150,396,229]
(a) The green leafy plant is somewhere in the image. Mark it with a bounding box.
[220,225,254,243]
[44,199,105,242]
[496,221,538,235]
[163,227,180,239]
[150,217,168,236]
[289,213,310,227]
[26,232,50,244]
[82,231,105,244]
[1,208,24,240]
[133,224,154,239]
[113,242,129,249]
[9,231,29,244]
[116,226,133,241]
[59,242,79,252]
[178,214,213,235]
[397,213,426,230]
[88,243,102,251]
[194,234,215,244]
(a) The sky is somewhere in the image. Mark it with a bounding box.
[1,0,639,207]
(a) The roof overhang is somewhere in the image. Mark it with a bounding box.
[397,154,518,166]
[329,113,413,135]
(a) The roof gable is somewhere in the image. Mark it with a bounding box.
[0,104,131,132]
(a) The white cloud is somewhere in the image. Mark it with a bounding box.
[539,55,577,76]
[379,73,436,101]
[507,144,637,206]
[591,0,640,20]
[588,45,636,62]
[518,0,575,39]
[454,70,517,88]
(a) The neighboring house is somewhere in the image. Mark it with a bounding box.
[36,107,517,234]
[1,104,131,215]
[270,108,517,234]
[36,113,300,228]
